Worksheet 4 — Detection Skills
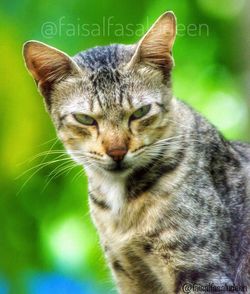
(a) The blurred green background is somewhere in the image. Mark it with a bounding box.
[0,0,249,293]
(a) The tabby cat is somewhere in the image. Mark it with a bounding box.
[23,11,250,294]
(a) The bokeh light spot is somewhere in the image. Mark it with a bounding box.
[28,273,101,294]
[197,0,246,19]
[41,217,95,273]
[203,92,247,132]
[0,277,9,294]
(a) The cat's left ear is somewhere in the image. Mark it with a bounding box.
[23,41,81,108]
[127,11,176,74]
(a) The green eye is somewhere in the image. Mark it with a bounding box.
[73,113,96,126]
[130,105,151,120]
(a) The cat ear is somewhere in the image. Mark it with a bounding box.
[23,41,80,106]
[128,11,176,74]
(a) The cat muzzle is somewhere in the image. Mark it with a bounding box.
[107,147,128,162]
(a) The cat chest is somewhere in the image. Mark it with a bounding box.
[92,211,177,293]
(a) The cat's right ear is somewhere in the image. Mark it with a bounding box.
[127,11,177,76]
[23,41,80,109]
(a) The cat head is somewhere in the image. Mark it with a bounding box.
[23,12,177,175]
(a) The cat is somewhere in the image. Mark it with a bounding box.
[23,11,250,294]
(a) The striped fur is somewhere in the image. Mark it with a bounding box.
[23,11,250,294]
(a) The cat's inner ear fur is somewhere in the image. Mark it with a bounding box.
[23,41,80,107]
[128,11,176,74]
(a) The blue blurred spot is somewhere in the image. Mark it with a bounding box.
[28,273,102,294]
[0,276,9,294]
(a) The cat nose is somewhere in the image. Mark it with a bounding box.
[107,147,128,162]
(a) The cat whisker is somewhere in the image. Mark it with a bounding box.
[130,135,190,158]
[39,138,61,164]
[152,137,202,148]
[17,150,68,166]
[42,162,80,192]
[166,118,198,131]
[17,150,92,193]
[21,149,86,166]
[153,134,188,144]
[71,169,85,183]
[37,137,59,147]
[16,158,76,195]
[16,155,72,179]
[45,160,76,180]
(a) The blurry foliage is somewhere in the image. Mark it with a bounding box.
[0,0,249,293]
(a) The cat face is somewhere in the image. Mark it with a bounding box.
[23,12,176,175]
[50,66,172,174]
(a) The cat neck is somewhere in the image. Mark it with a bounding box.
[86,167,128,215]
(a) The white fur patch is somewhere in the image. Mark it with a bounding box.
[86,167,126,215]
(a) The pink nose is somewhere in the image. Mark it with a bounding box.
[107,148,128,162]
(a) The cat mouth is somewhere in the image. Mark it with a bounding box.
[103,161,131,173]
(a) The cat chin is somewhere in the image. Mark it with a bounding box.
[103,163,131,172]
[105,168,132,177]
[85,163,132,179]
[100,165,132,177]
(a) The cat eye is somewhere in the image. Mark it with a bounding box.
[130,105,151,120]
[73,113,96,126]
